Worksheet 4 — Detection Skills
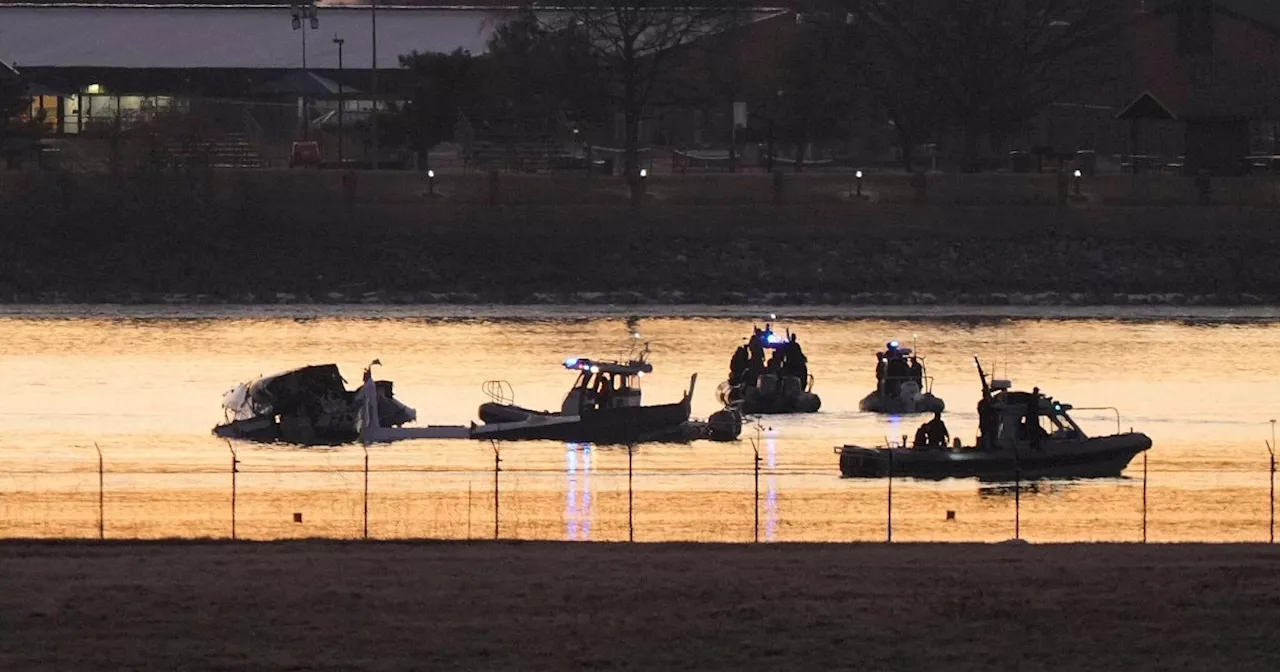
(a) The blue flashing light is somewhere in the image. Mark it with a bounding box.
[564,357,580,368]
[765,331,786,345]
[889,340,899,348]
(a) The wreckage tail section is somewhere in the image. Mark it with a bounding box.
[356,373,381,444]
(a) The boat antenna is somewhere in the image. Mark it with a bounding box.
[974,355,992,402]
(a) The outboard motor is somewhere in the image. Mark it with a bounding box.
[758,373,779,396]
[781,376,803,397]
[707,408,744,441]
[898,380,921,412]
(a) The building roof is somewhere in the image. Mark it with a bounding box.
[1210,0,1280,31]
[0,5,513,69]
[1115,91,1178,120]
[0,4,786,70]
[1151,0,1280,32]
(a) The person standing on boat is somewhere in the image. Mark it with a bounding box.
[923,410,949,449]
[1026,387,1042,449]
[908,356,923,389]
[766,347,785,374]
[977,397,998,449]
[886,354,909,396]
[784,334,808,386]
[746,332,765,386]
[729,344,749,386]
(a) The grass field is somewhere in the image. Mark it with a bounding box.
[2,541,1279,670]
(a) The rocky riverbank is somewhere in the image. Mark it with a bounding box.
[4,172,1279,306]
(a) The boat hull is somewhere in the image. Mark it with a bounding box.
[858,391,945,415]
[476,400,693,444]
[718,379,821,415]
[838,434,1153,481]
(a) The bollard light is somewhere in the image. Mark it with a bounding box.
[639,168,648,179]
[855,169,864,196]
[1073,168,1082,196]
[427,169,435,196]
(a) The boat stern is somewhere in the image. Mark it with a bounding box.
[837,446,889,478]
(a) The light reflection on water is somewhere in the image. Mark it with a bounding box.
[1,305,1278,542]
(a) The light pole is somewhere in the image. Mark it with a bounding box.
[290,0,319,141]
[371,0,379,170]
[333,34,345,165]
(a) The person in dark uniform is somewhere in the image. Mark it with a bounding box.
[913,411,949,449]
[977,397,998,449]
[766,347,785,374]
[785,334,808,385]
[913,422,930,448]
[1026,386,1042,449]
[909,356,924,388]
[886,355,909,396]
[924,411,949,448]
[729,344,748,386]
[746,332,765,386]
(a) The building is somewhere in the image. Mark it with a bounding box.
[1023,0,1280,175]
[0,2,790,168]
[0,4,508,141]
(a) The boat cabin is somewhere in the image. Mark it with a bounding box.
[984,380,1088,449]
[875,345,932,395]
[560,357,650,414]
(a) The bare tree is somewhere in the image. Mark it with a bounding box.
[0,64,31,151]
[840,0,1132,169]
[529,1,746,179]
[400,48,487,170]
[485,9,612,138]
[773,14,858,172]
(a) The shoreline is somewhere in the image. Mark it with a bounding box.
[6,296,1280,322]
[3,289,1279,308]
[4,540,1278,671]
[2,288,1280,309]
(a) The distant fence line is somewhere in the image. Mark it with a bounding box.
[5,163,1280,208]
[0,441,1275,544]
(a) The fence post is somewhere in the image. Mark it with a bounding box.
[628,444,635,543]
[467,481,473,540]
[492,440,501,540]
[886,448,893,543]
[95,443,104,540]
[362,445,370,541]
[1269,420,1276,544]
[749,426,762,543]
[1015,468,1022,541]
[1264,448,1274,542]
[226,440,238,541]
[1142,450,1149,543]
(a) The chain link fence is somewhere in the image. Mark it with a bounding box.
[1,441,1274,544]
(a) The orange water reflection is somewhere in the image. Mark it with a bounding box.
[1,306,1277,542]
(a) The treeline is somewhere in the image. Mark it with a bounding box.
[397,0,1134,174]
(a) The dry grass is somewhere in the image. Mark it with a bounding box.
[2,541,1279,671]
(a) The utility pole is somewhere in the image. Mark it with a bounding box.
[333,34,345,165]
[290,0,319,141]
[371,0,379,170]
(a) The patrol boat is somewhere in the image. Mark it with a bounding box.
[836,357,1152,480]
[467,345,741,443]
[858,340,945,414]
[717,323,821,415]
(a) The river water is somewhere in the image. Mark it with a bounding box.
[2,305,1278,543]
